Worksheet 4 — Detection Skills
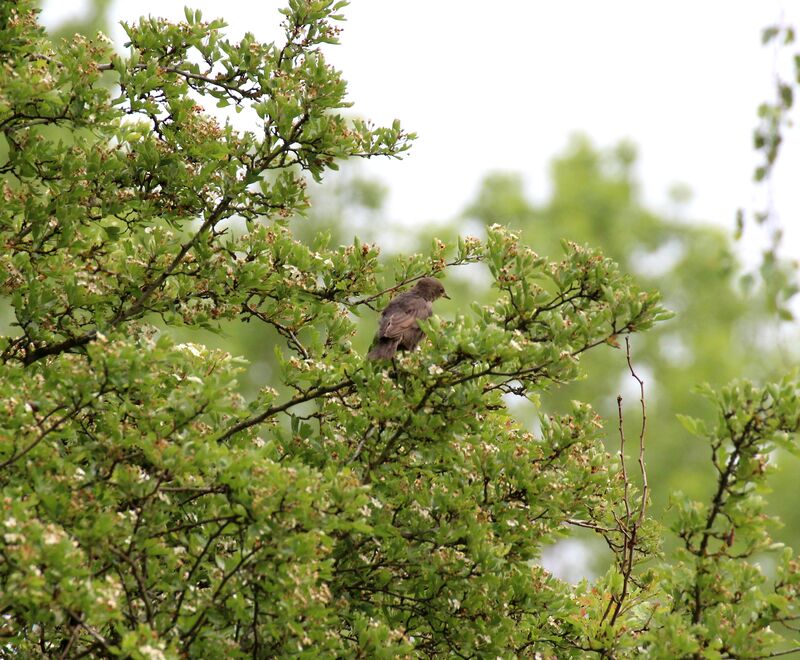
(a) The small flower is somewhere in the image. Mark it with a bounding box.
[43,526,65,545]
[176,343,203,357]
[138,645,166,660]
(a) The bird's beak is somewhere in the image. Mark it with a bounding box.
[442,292,451,300]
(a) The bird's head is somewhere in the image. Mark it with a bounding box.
[414,277,450,302]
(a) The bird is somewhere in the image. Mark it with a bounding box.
[367,277,449,360]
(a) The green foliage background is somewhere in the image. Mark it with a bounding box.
[1,1,800,656]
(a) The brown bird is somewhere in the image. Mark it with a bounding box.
[367,277,449,360]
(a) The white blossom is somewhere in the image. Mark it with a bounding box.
[138,645,167,660]
[176,343,204,357]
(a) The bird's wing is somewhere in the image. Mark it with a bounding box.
[378,294,431,340]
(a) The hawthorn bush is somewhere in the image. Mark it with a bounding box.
[1,1,799,656]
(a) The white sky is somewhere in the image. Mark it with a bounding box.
[42,1,800,255]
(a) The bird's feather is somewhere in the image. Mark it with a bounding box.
[367,279,444,360]
[377,292,432,341]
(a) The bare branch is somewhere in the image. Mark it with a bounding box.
[626,336,649,527]
[604,338,649,629]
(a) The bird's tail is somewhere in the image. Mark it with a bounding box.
[367,339,399,360]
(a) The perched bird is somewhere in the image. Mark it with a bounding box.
[367,277,449,360]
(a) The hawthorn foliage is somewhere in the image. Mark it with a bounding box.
[1,1,799,657]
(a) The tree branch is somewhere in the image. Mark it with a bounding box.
[216,379,353,443]
[20,196,233,366]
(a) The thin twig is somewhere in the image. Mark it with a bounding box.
[750,648,800,659]
[626,336,648,526]
[618,393,632,526]
[565,518,616,534]
[605,338,649,629]
[350,256,480,308]
[216,379,352,443]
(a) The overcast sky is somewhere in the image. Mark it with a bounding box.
[42,1,800,255]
